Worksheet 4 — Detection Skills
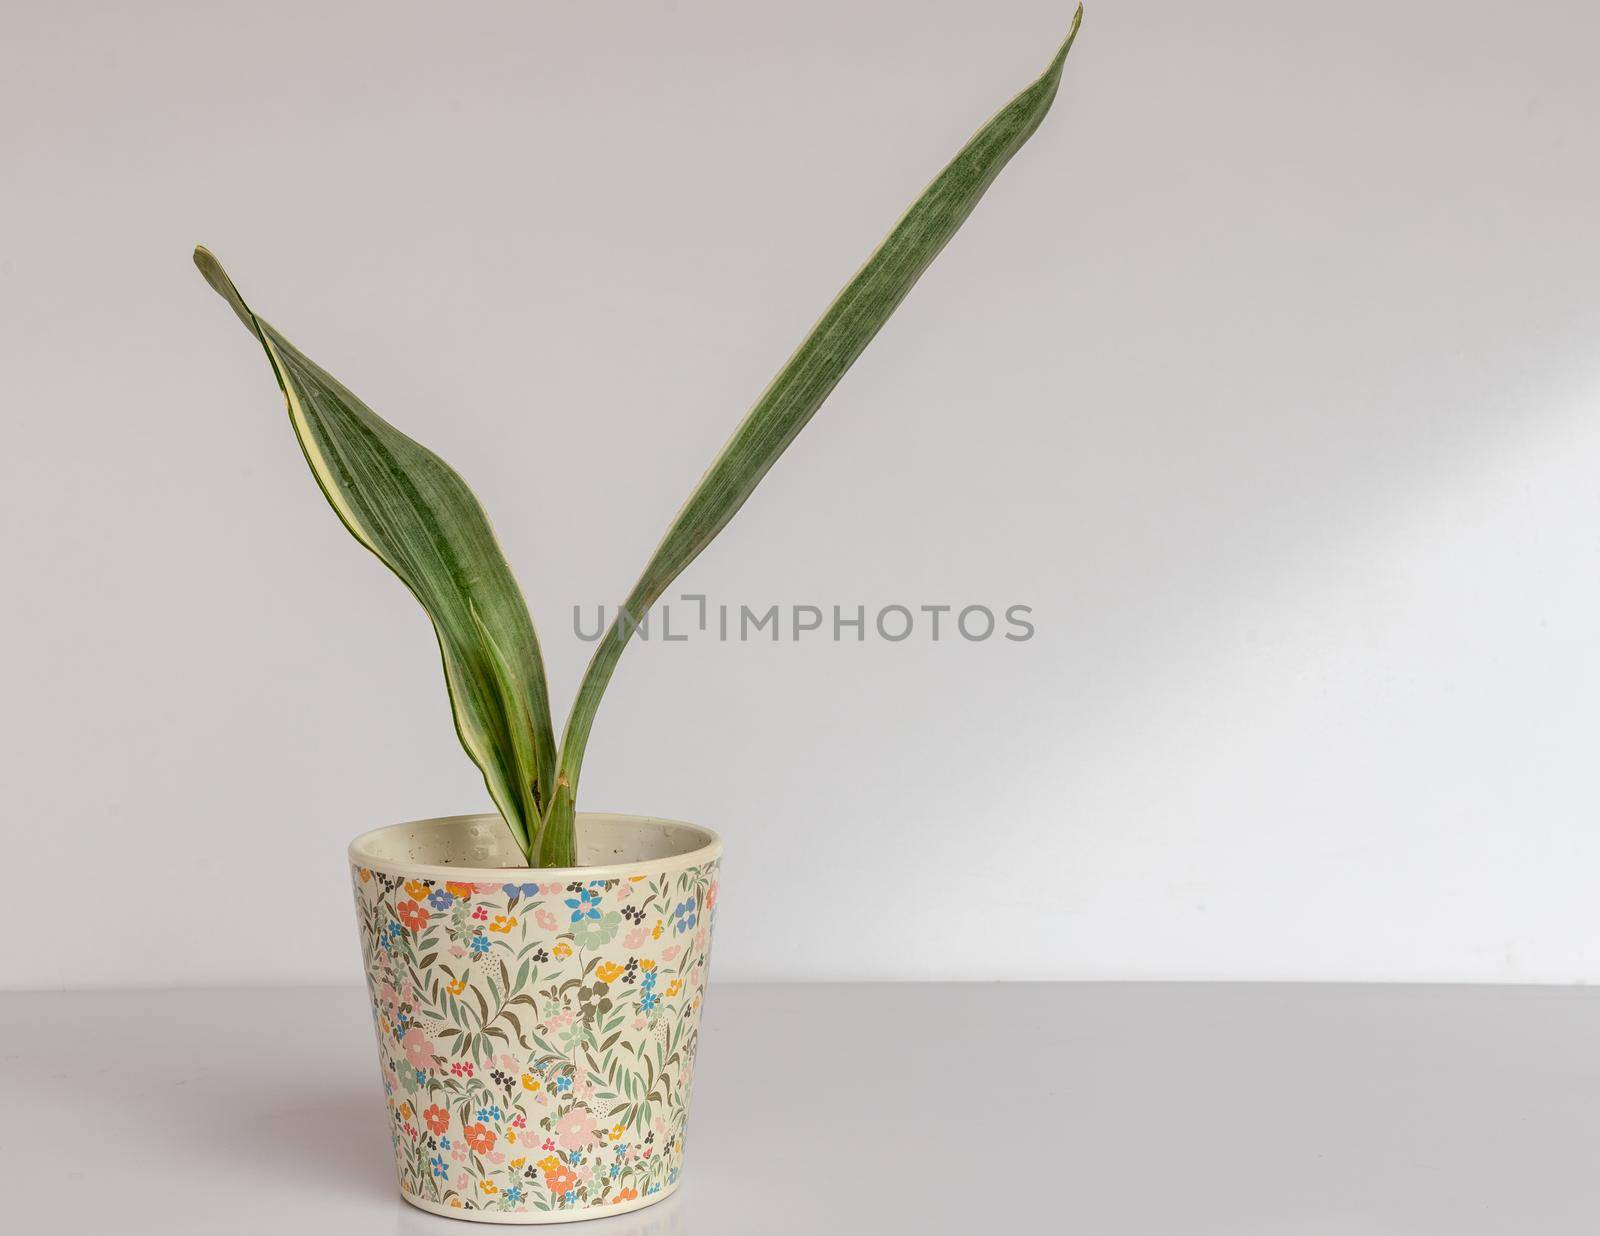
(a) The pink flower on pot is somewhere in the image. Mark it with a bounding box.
[706,880,718,910]
[402,1028,435,1070]
[623,928,646,949]
[449,944,467,958]
[540,882,564,895]
[616,883,633,900]
[661,945,680,962]
[379,982,399,1008]
[534,908,560,931]
[554,1109,593,1148]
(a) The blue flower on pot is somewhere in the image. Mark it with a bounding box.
[470,933,490,956]
[427,888,454,910]
[672,899,697,933]
[565,888,603,923]
[430,1154,448,1180]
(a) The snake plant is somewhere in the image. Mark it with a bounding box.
[195,8,1083,866]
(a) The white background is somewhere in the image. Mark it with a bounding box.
[4,0,1599,989]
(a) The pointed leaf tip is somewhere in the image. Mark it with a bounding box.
[193,246,254,330]
[1050,5,1084,74]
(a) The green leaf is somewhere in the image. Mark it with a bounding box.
[539,7,1084,863]
[193,248,556,859]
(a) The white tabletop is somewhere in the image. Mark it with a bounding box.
[2,983,1596,1233]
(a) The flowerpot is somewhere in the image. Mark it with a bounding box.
[348,812,722,1224]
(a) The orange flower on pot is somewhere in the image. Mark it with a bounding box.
[612,1187,639,1203]
[445,881,474,898]
[595,962,623,983]
[404,879,430,900]
[423,1104,450,1136]
[462,1123,497,1154]
[541,1161,577,1194]
[488,914,517,933]
[396,900,429,932]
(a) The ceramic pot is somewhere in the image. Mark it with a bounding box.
[348,812,722,1224]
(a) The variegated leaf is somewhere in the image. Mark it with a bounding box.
[195,248,556,858]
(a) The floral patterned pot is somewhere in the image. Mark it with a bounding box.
[349,811,722,1224]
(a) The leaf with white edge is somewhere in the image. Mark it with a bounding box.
[194,247,556,860]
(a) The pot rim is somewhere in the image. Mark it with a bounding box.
[347,810,723,883]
